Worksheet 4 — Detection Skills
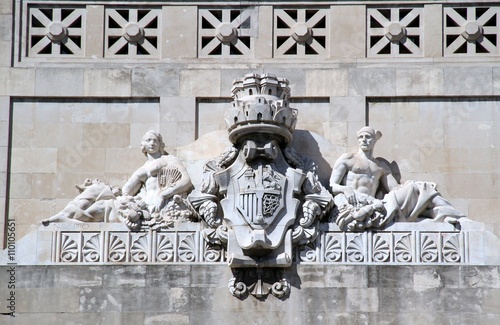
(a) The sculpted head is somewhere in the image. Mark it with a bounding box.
[141,130,167,156]
[357,127,382,152]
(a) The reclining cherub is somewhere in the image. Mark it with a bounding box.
[40,178,148,230]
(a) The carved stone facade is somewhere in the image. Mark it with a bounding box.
[367,7,423,57]
[8,73,494,300]
[2,0,500,320]
[43,223,475,265]
[104,7,161,58]
[17,2,500,62]
[444,6,500,56]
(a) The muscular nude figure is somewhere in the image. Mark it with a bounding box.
[330,127,398,204]
[330,127,465,230]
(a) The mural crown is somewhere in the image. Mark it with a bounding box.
[225,73,298,145]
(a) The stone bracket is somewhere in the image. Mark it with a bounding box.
[228,267,290,299]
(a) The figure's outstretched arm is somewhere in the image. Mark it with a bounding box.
[122,167,147,197]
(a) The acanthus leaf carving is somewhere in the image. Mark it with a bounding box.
[82,234,101,263]
[443,234,461,263]
[420,235,438,263]
[346,234,365,262]
[324,235,342,262]
[131,234,149,262]
[372,234,390,262]
[60,234,79,262]
[108,234,127,262]
[299,242,317,262]
[395,233,413,263]
[204,242,223,262]
[156,234,174,262]
[178,233,197,262]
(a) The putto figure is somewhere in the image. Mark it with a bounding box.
[330,126,466,231]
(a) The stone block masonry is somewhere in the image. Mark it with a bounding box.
[0,265,498,324]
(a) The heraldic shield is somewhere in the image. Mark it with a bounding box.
[236,164,286,229]
[218,153,305,268]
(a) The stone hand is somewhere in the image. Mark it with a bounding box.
[344,188,357,205]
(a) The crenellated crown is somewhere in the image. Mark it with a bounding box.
[225,73,298,145]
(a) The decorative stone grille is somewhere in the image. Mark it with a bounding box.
[444,7,499,55]
[105,8,161,57]
[28,6,86,56]
[20,3,500,62]
[198,8,255,57]
[274,8,328,57]
[367,7,423,57]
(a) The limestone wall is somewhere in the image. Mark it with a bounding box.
[2,2,500,243]
[0,264,499,324]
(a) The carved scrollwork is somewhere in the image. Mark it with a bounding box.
[443,234,461,263]
[204,242,222,262]
[108,234,126,262]
[60,234,79,262]
[82,234,100,262]
[420,235,438,263]
[271,278,290,298]
[156,234,174,262]
[228,276,248,298]
[372,234,390,262]
[347,234,365,262]
[131,234,149,262]
[178,234,197,262]
[292,224,318,246]
[395,234,413,262]
[324,235,342,262]
[299,243,317,262]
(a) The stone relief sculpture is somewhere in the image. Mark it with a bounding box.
[189,74,333,298]
[35,74,475,299]
[42,130,195,230]
[41,178,128,224]
[121,130,195,228]
[329,126,466,231]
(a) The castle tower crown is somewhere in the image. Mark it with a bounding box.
[225,73,298,145]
